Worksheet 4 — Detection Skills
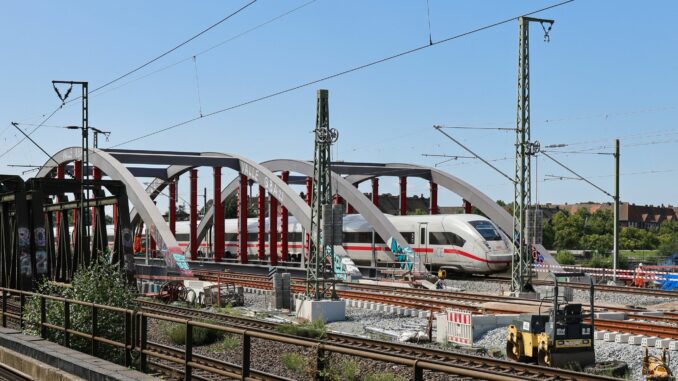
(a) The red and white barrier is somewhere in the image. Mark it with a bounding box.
[532,263,674,281]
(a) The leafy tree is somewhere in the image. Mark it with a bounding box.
[579,233,612,255]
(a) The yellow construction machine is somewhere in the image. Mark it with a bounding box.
[507,272,595,368]
[643,347,674,380]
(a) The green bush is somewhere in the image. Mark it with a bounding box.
[161,322,223,346]
[23,258,137,363]
[555,250,576,265]
[587,253,611,268]
[281,352,308,373]
[276,320,327,339]
[330,359,359,380]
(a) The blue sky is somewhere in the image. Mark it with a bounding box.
[1,0,676,212]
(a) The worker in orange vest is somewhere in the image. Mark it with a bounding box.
[634,263,645,288]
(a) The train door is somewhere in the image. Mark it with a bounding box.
[417,223,429,269]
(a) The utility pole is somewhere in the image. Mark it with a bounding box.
[613,139,620,283]
[53,80,91,267]
[306,89,340,300]
[511,17,553,295]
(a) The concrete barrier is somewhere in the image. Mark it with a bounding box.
[603,332,618,342]
[628,335,645,345]
[594,331,608,340]
[655,339,675,349]
[642,337,658,347]
[615,333,632,344]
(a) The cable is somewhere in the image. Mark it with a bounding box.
[0,105,62,159]
[2,1,258,160]
[111,0,576,148]
[88,0,318,101]
[91,0,257,94]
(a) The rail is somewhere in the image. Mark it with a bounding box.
[0,286,579,381]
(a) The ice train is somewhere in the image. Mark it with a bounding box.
[148,213,512,274]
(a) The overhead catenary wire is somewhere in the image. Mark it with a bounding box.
[0,105,62,159]
[88,0,318,101]
[540,151,613,198]
[110,0,576,148]
[1,1,258,161]
[91,0,258,94]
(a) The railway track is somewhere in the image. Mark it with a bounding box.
[138,300,617,381]
[194,271,678,321]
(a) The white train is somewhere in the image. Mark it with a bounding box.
[151,213,512,274]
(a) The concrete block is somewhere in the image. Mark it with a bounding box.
[669,341,678,351]
[295,299,346,323]
[615,333,632,343]
[594,312,626,320]
[635,311,665,317]
[655,339,675,349]
[603,332,618,342]
[435,313,448,344]
[642,337,658,347]
[594,331,607,340]
[628,335,645,345]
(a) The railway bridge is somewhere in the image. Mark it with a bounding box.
[28,146,512,270]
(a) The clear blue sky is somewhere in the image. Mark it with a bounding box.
[1,0,676,212]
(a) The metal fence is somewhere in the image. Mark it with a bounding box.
[0,286,522,381]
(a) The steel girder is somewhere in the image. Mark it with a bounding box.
[37,147,181,257]
[344,163,513,235]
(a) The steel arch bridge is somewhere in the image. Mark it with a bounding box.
[38,147,511,268]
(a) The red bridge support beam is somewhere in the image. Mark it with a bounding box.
[399,176,407,215]
[463,199,472,214]
[73,160,82,244]
[92,167,101,233]
[280,171,289,262]
[169,179,177,235]
[238,174,248,264]
[269,194,278,266]
[430,181,439,215]
[190,169,198,260]
[213,167,224,262]
[56,164,65,254]
[371,177,379,207]
[257,186,265,261]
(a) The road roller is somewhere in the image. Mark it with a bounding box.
[507,272,595,368]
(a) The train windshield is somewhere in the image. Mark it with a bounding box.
[469,220,502,241]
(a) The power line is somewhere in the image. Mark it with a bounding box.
[91,0,258,94]
[110,0,575,148]
[1,1,258,161]
[0,105,62,160]
[89,0,318,100]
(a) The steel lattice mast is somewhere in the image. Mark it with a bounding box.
[511,17,553,294]
[306,89,339,300]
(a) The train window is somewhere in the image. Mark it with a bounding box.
[469,220,502,241]
[429,232,466,247]
[247,233,269,242]
[224,233,238,242]
[374,234,384,244]
[287,232,302,242]
[420,227,426,245]
[176,233,190,241]
[343,232,372,243]
[400,232,415,244]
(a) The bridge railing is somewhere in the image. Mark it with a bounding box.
[0,286,521,381]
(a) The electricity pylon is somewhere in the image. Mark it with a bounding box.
[511,16,553,294]
[305,89,339,300]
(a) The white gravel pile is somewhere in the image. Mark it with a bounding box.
[474,327,678,380]
[327,306,428,338]
[443,279,508,295]
[473,327,507,353]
